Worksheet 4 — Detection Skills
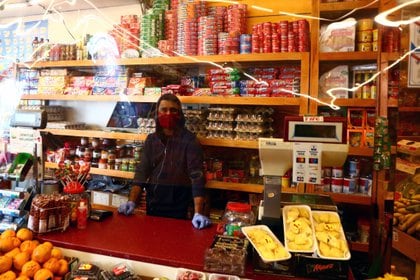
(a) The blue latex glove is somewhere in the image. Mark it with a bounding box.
[192,213,211,229]
[118,201,136,215]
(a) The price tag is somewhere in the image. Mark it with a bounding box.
[303,116,324,122]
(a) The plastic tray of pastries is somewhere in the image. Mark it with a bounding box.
[241,225,291,263]
[312,210,351,260]
[282,204,316,253]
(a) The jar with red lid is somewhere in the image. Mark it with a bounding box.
[222,202,255,237]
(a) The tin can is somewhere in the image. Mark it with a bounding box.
[323,177,331,192]
[332,167,343,178]
[343,177,357,193]
[331,178,343,193]
[359,177,372,195]
[348,159,360,177]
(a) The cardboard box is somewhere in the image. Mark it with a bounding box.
[397,140,420,156]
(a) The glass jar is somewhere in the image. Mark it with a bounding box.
[101,149,108,160]
[128,159,137,172]
[98,158,107,169]
[222,202,254,237]
[114,158,122,170]
[133,145,142,161]
[121,159,129,171]
[108,149,116,162]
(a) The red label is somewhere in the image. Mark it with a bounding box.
[313,263,334,272]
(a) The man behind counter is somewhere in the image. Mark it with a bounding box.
[118,94,211,230]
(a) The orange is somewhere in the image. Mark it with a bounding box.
[50,248,63,260]
[21,260,41,278]
[11,238,21,249]
[31,244,51,264]
[56,259,68,276]
[20,240,38,255]
[41,242,53,251]
[0,238,16,253]
[34,269,53,280]
[13,251,31,271]
[0,255,12,274]
[42,258,59,274]
[0,230,15,239]
[16,229,33,242]
[4,247,20,259]
[16,276,30,280]
[0,270,16,280]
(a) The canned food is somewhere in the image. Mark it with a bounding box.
[357,19,373,31]
[359,177,372,195]
[357,30,373,43]
[331,178,343,193]
[332,167,343,178]
[358,43,372,52]
[343,177,357,193]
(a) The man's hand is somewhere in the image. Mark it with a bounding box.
[192,213,211,229]
[118,201,136,215]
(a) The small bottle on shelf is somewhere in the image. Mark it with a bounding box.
[77,201,88,229]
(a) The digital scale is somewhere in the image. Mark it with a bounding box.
[258,116,349,223]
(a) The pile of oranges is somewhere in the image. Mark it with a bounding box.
[0,228,68,280]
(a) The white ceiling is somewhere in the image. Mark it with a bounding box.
[0,0,141,19]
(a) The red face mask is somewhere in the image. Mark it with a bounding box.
[158,113,180,129]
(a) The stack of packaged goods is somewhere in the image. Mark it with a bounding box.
[18,69,39,95]
[109,15,140,58]
[240,66,300,97]
[140,1,168,57]
[37,69,68,95]
[92,68,128,96]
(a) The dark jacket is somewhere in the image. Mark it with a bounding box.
[133,96,205,219]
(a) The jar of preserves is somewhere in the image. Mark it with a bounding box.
[121,159,129,171]
[98,158,107,169]
[222,202,255,237]
[101,149,108,160]
[133,145,142,161]
[108,149,116,162]
[128,159,137,172]
[114,158,122,170]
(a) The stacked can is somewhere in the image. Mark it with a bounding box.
[184,18,198,55]
[356,19,374,52]
[239,34,252,54]
[226,4,247,35]
[279,21,289,52]
[382,26,401,52]
[331,166,344,193]
[207,6,226,34]
[176,1,189,55]
[140,10,165,56]
[297,20,310,52]
[218,32,229,55]
[119,15,140,54]
[162,9,177,55]
[198,16,218,55]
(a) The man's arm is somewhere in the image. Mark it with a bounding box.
[193,195,205,214]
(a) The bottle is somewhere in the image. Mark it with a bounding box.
[77,201,88,229]
[32,37,39,60]
[249,155,261,184]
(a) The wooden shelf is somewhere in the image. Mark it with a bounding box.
[319,52,378,61]
[321,192,372,205]
[206,180,263,193]
[381,52,404,62]
[399,107,420,112]
[388,98,398,108]
[348,146,373,156]
[320,0,379,12]
[396,158,420,175]
[318,98,377,108]
[20,52,309,69]
[45,162,135,179]
[41,128,259,149]
[392,228,420,263]
[349,241,369,253]
[21,94,302,106]
[41,129,146,141]
[44,162,262,192]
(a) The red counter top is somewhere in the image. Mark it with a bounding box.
[37,211,352,280]
[37,212,215,271]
